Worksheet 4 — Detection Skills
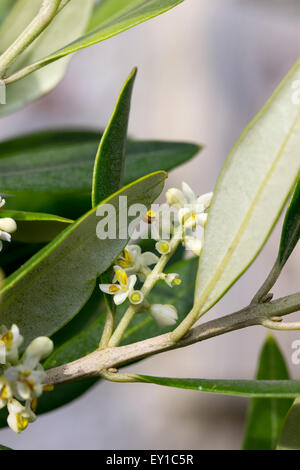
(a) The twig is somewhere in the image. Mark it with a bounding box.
[45,292,300,385]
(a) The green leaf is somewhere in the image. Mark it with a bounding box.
[0,0,94,116]
[277,398,300,450]
[0,210,73,243]
[0,171,166,345]
[135,376,300,398]
[5,0,183,98]
[194,60,300,315]
[0,0,15,26]
[243,335,292,450]
[0,242,45,277]
[278,176,300,268]
[0,129,199,219]
[92,68,137,206]
[0,444,11,450]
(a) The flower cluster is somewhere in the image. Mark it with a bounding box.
[0,197,17,252]
[0,324,53,433]
[165,182,213,256]
[100,182,212,329]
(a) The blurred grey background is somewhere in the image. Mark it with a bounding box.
[0,0,299,450]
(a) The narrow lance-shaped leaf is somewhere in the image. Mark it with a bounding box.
[243,335,293,450]
[194,59,300,315]
[277,398,300,450]
[0,0,94,116]
[92,67,137,206]
[0,129,199,219]
[3,0,183,102]
[92,67,137,326]
[0,210,73,243]
[278,176,300,268]
[0,444,11,450]
[135,376,300,398]
[0,172,166,344]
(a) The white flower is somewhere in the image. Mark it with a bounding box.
[0,197,17,252]
[0,376,12,409]
[160,273,181,288]
[7,399,36,434]
[0,324,23,365]
[155,240,171,255]
[115,245,158,281]
[184,235,203,256]
[99,268,137,305]
[4,337,53,401]
[149,304,178,328]
[23,337,54,363]
[128,290,144,305]
[5,363,46,401]
[166,182,213,229]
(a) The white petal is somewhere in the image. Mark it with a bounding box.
[197,192,213,210]
[113,291,129,305]
[0,218,17,234]
[184,236,202,256]
[0,198,5,208]
[99,284,118,295]
[182,182,196,204]
[166,188,185,207]
[0,231,11,242]
[127,275,137,291]
[196,213,208,227]
[141,252,159,267]
[7,412,19,433]
[127,244,141,259]
[24,337,53,361]
[7,398,24,415]
[16,382,31,401]
[149,304,178,327]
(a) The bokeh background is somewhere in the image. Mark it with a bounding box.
[0,0,299,449]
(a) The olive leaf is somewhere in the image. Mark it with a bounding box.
[243,335,292,450]
[0,172,166,345]
[0,0,183,114]
[277,398,300,450]
[194,59,300,314]
[0,129,199,219]
[1,210,73,243]
[92,68,137,206]
[0,0,94,116]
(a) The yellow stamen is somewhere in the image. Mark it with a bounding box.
[43,384,54,392]
[0,385,8,400]
[174,279,181,286]
[116,269,127,286]
[1,331,13,346]
[109,285,120,293]
[16,414,29,432]
[31,398,38,412]
[159,242,170,254]
[131,292,141,303]
[144,209,157,223]
[117,258,129,269]
[124,249,132,263]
